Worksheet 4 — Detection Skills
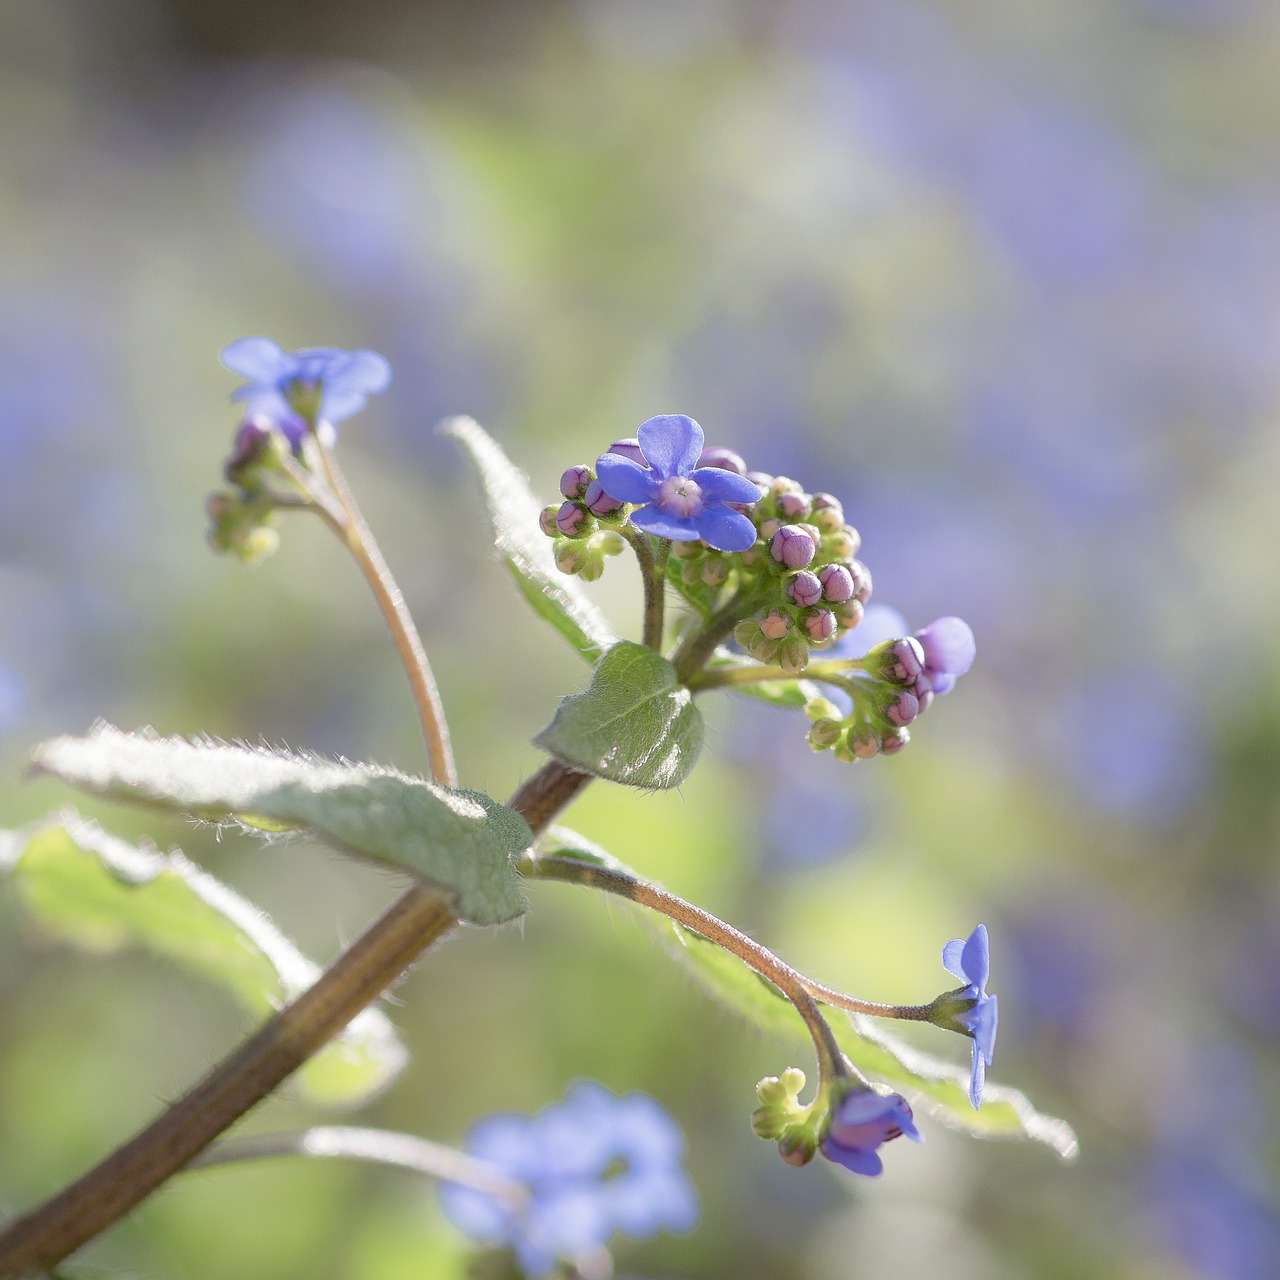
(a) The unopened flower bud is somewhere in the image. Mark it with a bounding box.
[751,1106,785,1139]
[740,544,765,567]
[803,608,837,644]
[698,445,747,474]
[578,554,605,582]
[776,491,811,521]
[770,475,803,497]
[778,635,810,675]
[592,530,625,557]
[847,560,872,604]
[834,599,865,629]
[734,619,761,647]
[817,563,855,603]
[583,477,623,516]
[554,540,590,575]
[701,556,729,586]
[539,504,561,538]
[559,464,593,499]
[672,539,702,559]
[804,696,842,721]
[850,725,880,759]
[759,517,782,541]
[746,470,774,491]
[777,1128,818,1167]
[808,718,843,750]
[747,633,781,663]
[771,525,817,570]
[880,727,910,756]
[788,571,823,608]
[825,526,861,560]
[809,492,844,528]
[759,609,791,641]
[556,501,594,539]
[884,688,921,727]
[867,636,926,685]
[608,437,646,463]
[915,688,935,715]
[682,559,704,585]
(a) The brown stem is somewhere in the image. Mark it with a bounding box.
[0,760,589,1277]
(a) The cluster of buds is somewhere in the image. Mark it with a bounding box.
[730,477,871,676]
[538,463,628,581]
[205,414,294,565]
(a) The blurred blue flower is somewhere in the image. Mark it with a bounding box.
[595,415,760,551]
[915,616,976,696]
[820,1089,922,1177]
[942,923,999,1109]
[439,1082,697,1276]
[219,338,391,441]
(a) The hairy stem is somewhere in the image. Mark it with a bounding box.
[310,440,456,786]
[188,1127,528,1204]
[618,528,668,652]
[0,760,590,1278]
[523,854,849,1089]
[670,589,763,682]
[686,656,868,693]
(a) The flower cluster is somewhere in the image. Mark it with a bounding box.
[439,1082,698,1277]
[207,338,391,563]
[542,414,975,760]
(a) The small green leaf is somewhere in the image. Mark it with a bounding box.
[0,812,406,1107]
[534,642,704,789]
[31,725,530,926]
[442,415,618,663]
[707,650,822,709]
[533,833,1078,1160]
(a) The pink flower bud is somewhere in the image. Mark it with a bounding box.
[817,563,855,603]
[803,608,837,643]
[788,571,823,608]
[560,465,593,499]
[583,477,623,516]
[770,525,817,570]
[556,501,592,538]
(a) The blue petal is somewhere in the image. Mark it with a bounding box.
[690,504,757,552]
[595,453,659,504]
[319,383,372,423]
[942,938,969,983]
[338,348,392,392]
[969,1043,987,1110]
[689,466,763,505]
[962,924,990,990]
[970,993,998,1065]
[636,414,703,479]
[629,505,703,542]
[220,336,288,381]
[821,1138,884,1177]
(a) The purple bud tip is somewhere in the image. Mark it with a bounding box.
[538,505,560,538]
[556,501,590,538]
[816,563,855,603]
[848,560,873,604]
[803,608,837,643]
[915,617,977,679]
[788,571,823,608]
[608,437,646,464]
[885,688,920,727]
[835,599,865,629]
[887,637,926,684]
[880,727,910,755]
[770,525,817,570]
[697,445,747,475]
[760,609,790,641]
[809,492,843,516]
[560,465,593,500]
[776,491,811,521]
[583,477,623,516]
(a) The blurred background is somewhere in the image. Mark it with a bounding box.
[1,0,1279,1275]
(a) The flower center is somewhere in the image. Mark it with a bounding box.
[656,475,704,518]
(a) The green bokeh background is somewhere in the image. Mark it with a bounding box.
[2,1,1279,1276]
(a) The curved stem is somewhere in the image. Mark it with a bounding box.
[0,760,591,1278]
[618,528,668,652]
[188,1127,528,1204]
[523,854,849,1089]
[670,589,763,682]
[686,657,868,694]
[310,439,456,786]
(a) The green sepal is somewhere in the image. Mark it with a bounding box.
[0,812,407,1107]
[534,642,704,790]
[534,832,1078,1160]
[30,724,530,926]
[664,550,720,621]
[442,415,618,663]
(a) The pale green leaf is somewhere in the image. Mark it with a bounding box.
[0,812,406,1107]
[533,832,1078,1159]
[534,642,704,789]
[31,724,530,926]
[442,415,618,663]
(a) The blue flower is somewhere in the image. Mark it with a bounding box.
[594,415,761,551]
[942,923,999,1109]
[820,1089,923,1178]
[439,1082,698,1277]
[219,337,391,443]
[914,616,977,695]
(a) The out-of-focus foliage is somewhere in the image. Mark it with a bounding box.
[2,0,1280,1277]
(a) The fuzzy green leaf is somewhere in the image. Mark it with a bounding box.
[534,642,704,789]
[31,725,530,926]
[0,813,406,1106]
[442,415,618,663]
[533,832,1078,1160]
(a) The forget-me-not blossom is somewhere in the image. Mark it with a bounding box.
[594,414,761,551]
[943,923,999,1109]
[220,337,391,445]
[820,1089,923,1177]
